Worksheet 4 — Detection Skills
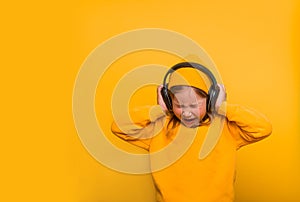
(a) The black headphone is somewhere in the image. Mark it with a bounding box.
[161,62,220,113]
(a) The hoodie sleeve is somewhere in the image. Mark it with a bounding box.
[219,102,272,149]
[111,105,166,151]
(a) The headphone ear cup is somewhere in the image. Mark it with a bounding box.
[207,85,220,113]
[161,86,173,111]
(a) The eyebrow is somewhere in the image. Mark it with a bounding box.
[173,101,200,106]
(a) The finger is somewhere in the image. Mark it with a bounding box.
[157,84,163,91]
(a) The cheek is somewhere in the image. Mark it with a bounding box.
[194,103,207,117]
[172,107,182,118]
[199,103,207,116]
[190,108,202,118]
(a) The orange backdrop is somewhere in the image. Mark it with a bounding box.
[1,0,299,201]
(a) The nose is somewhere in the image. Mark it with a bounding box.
[182,110,192,117]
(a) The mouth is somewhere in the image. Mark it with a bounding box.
[181,118,198,126]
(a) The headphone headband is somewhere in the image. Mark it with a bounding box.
[161,62,220,113]
[162,62,218,89]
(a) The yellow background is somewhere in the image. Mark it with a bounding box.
[1,0,299,201]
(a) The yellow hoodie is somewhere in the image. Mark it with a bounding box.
[111,103,272,202]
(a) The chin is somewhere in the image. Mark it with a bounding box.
[182,121,200,128]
